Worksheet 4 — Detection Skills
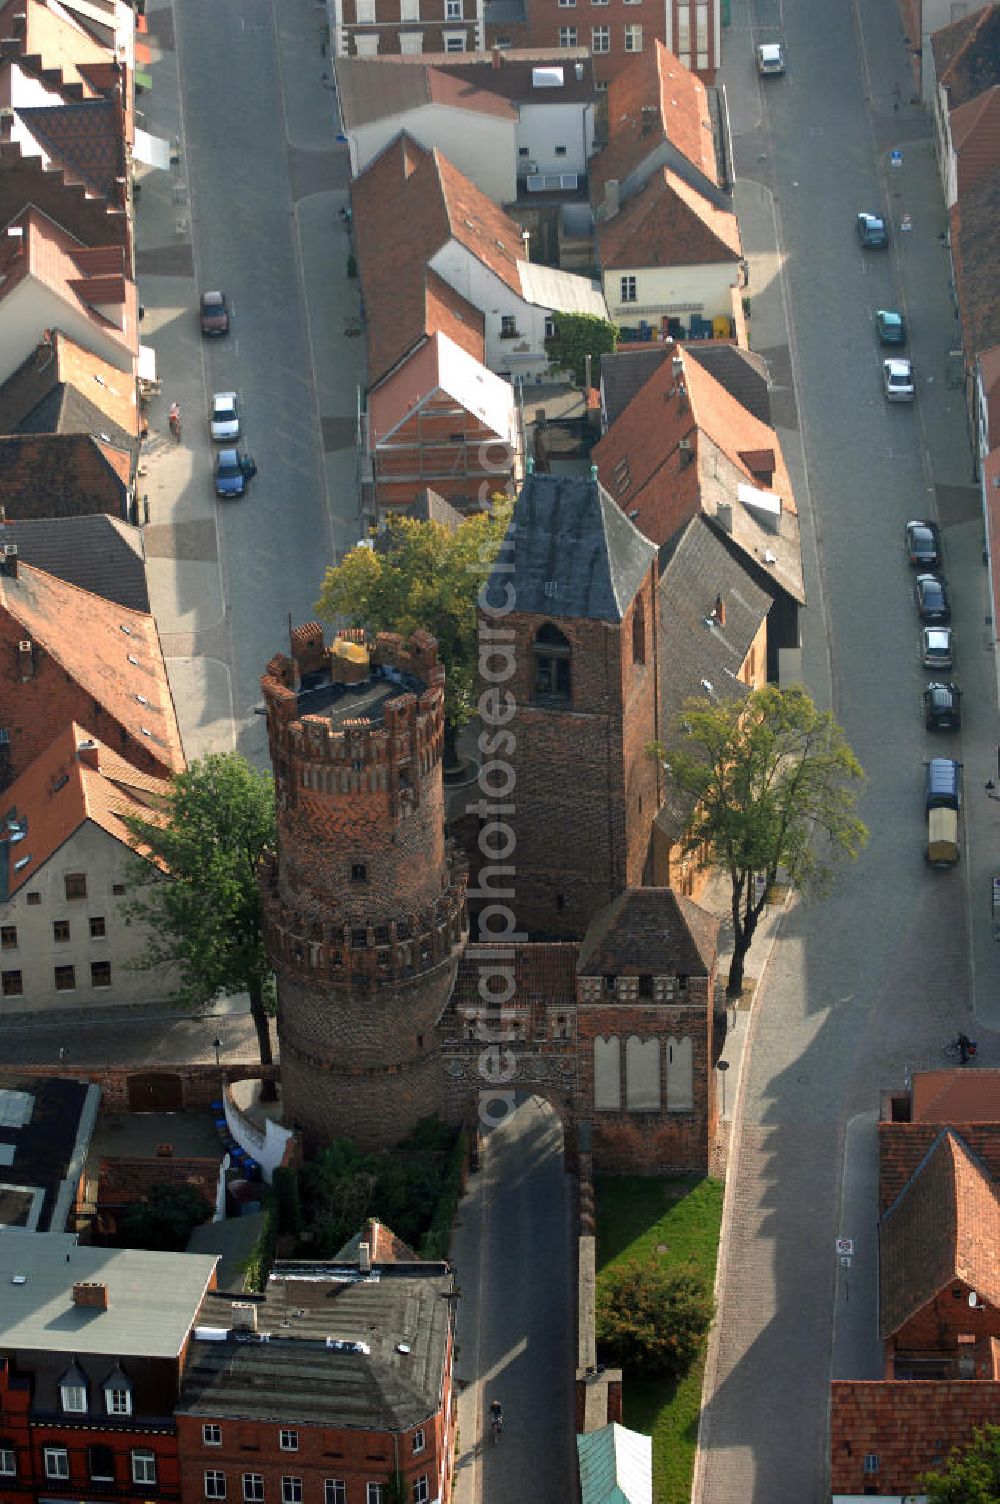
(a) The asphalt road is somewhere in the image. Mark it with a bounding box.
[173,0,339,767]
[698,0,984,1497]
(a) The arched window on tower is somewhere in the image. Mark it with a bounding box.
[533,623,572,704]
[632,596,646,665]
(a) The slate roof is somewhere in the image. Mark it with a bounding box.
[589,42,718,202]
[576,888,718,977]
[598,167,742,270]
[0,433,132,520]
[950,163,1000,363]
[0,515,148,612]
[180,1262,454,1429]
[0,1073,98,1233]
[0,722,172,901]
[481,472,655,622]
[15,98,125,203]
[879,1129,1000,1338]
[0,331,137,443]
[0,562,185,781]
[932,2,1000,108]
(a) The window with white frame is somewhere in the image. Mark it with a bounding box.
[354,33,379,53]
[279,1432,298,1453]
[104,1384,132,1417]
[412,1479,429,1504]
[325,1484,346,1504]
[676,6,690,50]
[443,30,465,48]
[696,1,707,46]
[243,1476,265,1502]
[0,1447,16,1477]
[400,0,418,13]
[620,275,637,303]
[205,1472,227,1499]
[45,1449,70,1481]
[592,24,609,49]
[399,30,423,50]
[446,0,462,15]
[591,0,608,7]
[203,1426,222,1447]
[412,1430,425,1455]
[624,22,642,49]
[132,1451,157,1486]
[61,1382,87,1413]
[367,1486,385,1504]
[355,0,375,18]
[559,24,577,43]
[282,1479,302,1504]
[558,0,576,7]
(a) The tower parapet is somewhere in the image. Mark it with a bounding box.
[262,623,466,1149]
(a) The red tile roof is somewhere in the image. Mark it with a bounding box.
[932,2,1000,109]
[951,83,1000,194]
[590,42,718,203]
[912,1068,1000,1122]
[831,1379,1000,1496]
[0,433,132,519]
[15,98,126,205]
[981,344,1000,446]
[598,166,742,270]
[1,722,172,898]
[0,0,113,97]
[0,559,184,782]
[450,943,580,1017]
[0,329,138,439]
[334,1218,419,1264]
[880,1129,1000,1338]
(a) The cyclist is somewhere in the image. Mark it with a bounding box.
[489,1399,503,1441]
[957,1032,972,1064]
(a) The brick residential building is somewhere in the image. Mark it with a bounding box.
[0,1073,99,1232]
[511,0,722,88]
[176,1246,457,1504]
[327,0,485,61]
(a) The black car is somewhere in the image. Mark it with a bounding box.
[924,682,961,730]
[915,573,951,624]
[857,212,888,248]
[905,519,942,567]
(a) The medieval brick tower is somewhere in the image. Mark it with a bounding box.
[260,624,467,1151]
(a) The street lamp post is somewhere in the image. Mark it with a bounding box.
[212,1036,222,1070]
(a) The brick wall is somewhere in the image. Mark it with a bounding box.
[830,1378,1000,1495]
[7,1062,275,1110]
[892,1280,1000,1354]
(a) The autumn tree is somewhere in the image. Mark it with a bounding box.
[123,753,277,1088]
[315,505,511,765]
[651,684,867,999]
[597,1259,714,1380]
[921,1422,1000,1502]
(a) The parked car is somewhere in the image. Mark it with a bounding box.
[857,212,889,248]
[210,391,240,441]
[215,448,248,498]
[756,41,786,74]
[924,682,961,730]
[883,357,915,402]
[905,519,941,567]
[921,625,954,669]
[875,308,906,345]
[200,290,230,336]
[925,756,961,811]
[927,806,960,867]
[915,573,951,623]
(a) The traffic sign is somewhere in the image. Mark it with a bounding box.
[890,149,903,168]
[836,1238,854,1256]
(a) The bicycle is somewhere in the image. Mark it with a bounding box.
[491,1414,503,1445]
[943,1035,977,1061]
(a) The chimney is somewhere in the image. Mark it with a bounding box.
[230,1301,258,1332]
[359,1241,372,1273]
[77,739,100,771]
[491,44,502,69]
[73,1281,109,1310]
[713,592,726,626]
[716,501,733,533]
[17,639,33,680]
[678,437,693,468]
[584,353,592,390]
[2,543,17,579]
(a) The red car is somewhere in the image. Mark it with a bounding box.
[200,290,230,336]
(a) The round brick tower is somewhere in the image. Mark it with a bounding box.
[260,622,467,1151]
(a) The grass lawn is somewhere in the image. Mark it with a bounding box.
[594,1176,725,1504]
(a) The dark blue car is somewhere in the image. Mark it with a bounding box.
[216,449,247,499]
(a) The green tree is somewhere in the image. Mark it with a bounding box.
[651,684,866,999]
[118,1183,213,1251]
[922,1423,1000,1502]
[597,1259,714,1380]
[315,506,511,764]
[123,753,278,1089]
[546,311,619,386]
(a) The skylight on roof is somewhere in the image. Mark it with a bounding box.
[532,66,564,88]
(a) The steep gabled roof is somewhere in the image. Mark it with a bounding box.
[0,514,147,610]
[933,2,1000,108]
[0,560,184,779]
[369,331,517,447]
[590,42,718,202]
[0,0,113,97]
[15,97,125,202]
[334,1219,419,1264]
[950,163,1000,363]
[577,887,719,977]
[880,1129,1000,1338]
[0,432,132,519]
[951,84,1000,194]
[481,471,656,622]
[0,722,171,902]
[598,167,742,270]
[0,330,137,443]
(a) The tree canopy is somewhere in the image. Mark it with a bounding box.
[315,505,511,752]
[652,684,867,997]
[597,1259,715,1380]
[921,1423,1000,1502]
[118,1183,213,1252]
[546,310,619,386]
[123,753,277,1079]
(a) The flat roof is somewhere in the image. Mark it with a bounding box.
[0,1236,218,1358]
[295,666,426,726]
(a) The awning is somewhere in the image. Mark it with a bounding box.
[135,68,153,91]
[133,127,171,170]
[138,344,157,382]
[135,40,152,65]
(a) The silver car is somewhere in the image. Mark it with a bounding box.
[756,41,786,73]
[883,358,914,402]
[210,391,240,441]
[922,626,953,670]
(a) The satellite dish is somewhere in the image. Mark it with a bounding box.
[969,1290,979,1307]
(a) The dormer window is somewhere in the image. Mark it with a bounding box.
[533,623,571,704]
[60,1364,88,1414]
[102,1369,132,1417]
